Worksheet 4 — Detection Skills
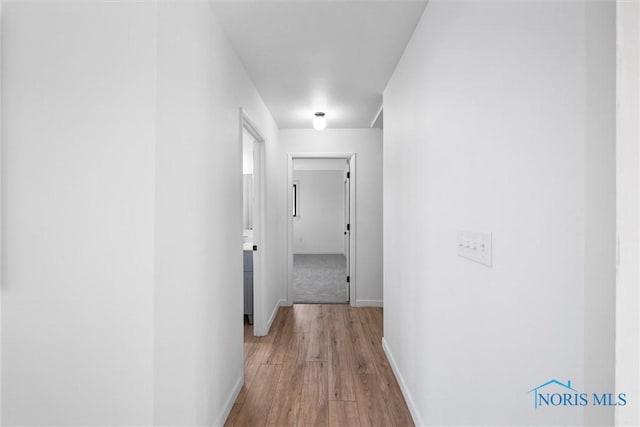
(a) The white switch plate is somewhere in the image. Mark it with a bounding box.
[457,230,492,267]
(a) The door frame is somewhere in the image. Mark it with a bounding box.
[240,108,266,337]
[615,1,640,425]
[286,152,357,306]
[343,172,350,293]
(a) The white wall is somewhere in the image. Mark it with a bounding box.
[1,1,281,425]
[294,158,347,171]
[293,169,345,254]
[584,1,616,426]
[2,2,156,424]
[383,1,615,426]
[154,2,279,425]
[278,129,382,306]
[615,0,640,425]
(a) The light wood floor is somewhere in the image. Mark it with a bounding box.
[225,304,414,427]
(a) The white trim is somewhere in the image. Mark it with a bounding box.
[293,251,344,255]
[354,300,383,308]
[241,111,264,143]
[212,373,243,427]
[370,104,383,129]
[286,153,357,307]
[382,338,422,427]
[287,155,294,305]
[262,298,285,336]
[615,1,640,425]
[0,1,4,421]
[348,155,356,306]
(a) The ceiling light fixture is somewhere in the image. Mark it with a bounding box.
[313,112,327,131]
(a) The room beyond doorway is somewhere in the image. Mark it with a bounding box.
[292,158,348,303]
[287,154,356,305]
[293,254,347,303]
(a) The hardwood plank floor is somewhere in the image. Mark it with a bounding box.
[328,401,360,427]
[225,304,414,427]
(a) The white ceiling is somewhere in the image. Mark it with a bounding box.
[210,1,427,129]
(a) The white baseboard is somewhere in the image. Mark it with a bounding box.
[355,299,383,307]
[212,372,243,427]
[382,337,423,427]
[262,298,285,336]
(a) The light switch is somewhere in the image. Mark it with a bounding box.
[457,230,492,267]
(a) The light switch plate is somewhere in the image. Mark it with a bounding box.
[457,230,492,267]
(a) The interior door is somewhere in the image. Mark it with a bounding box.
[252,138,263,333]
[344,166,350,298]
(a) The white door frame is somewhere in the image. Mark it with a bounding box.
[0,1,4,420]
[240,109,266,337]
[615,1,640,425]
[286,152,356,306]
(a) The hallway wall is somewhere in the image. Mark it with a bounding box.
[383,1,615,426]
[154,2,279,425]
[583,1,616,425]
[1,2,157,425]
[1,1,280,426]
[278,129,383,306]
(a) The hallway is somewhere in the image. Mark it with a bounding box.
[1,1,633,426]
[225,305,414,426]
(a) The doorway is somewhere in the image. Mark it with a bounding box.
[287,153,356,306]
[291,159,349,303]
[240,109,265,336]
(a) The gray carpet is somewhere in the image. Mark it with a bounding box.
[293,254,348,303]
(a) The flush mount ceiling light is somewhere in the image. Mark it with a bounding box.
[313,112,327,131]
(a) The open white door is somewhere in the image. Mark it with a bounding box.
[241,109,266,337]
[344,164,350,299]
[251,137,264,336]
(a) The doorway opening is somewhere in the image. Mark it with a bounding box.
[240,109,265,336]
[287,153,356,306]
